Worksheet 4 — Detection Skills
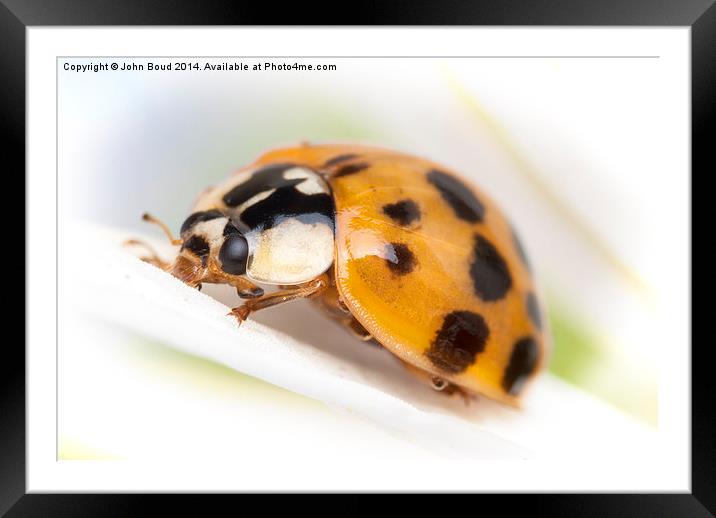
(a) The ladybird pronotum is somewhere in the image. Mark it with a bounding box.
[133,144,550,406]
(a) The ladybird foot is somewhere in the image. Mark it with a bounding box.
[453,388,478,407]
[123,239,170,269]
[237,286,264,299]
[432,377,477,406]
[228,305,251,326]
[348,318,373,342]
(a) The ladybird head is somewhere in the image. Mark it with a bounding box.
[157,162,337,292]
[171,209,263,297]
[173,163,338,287]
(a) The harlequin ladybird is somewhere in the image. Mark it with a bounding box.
[133,144,550,405]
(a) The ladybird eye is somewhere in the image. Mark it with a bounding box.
[219,233,249,275]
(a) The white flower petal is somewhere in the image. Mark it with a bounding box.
[64,220,655,460]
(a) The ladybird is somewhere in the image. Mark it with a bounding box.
[133,144,550,405]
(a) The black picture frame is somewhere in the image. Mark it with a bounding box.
[4,1,710,513]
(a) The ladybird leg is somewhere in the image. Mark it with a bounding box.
[434,378,478,406]
[309,282,377,343]
[236,286,264,299]
[235,281,264,300]
[200,263,264,298]
[399,361,477,405]
[321,311,378,344]
[129,245,203,295]
[123,239,171,270]
[347,318,374,342]
[228,274,328,325]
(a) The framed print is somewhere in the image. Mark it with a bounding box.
[5,0,712,512]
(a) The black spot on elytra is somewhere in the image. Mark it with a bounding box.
[219,233,249,275]
[511,225,531,270]
[470,234,512,302]
[502,337,539,396]
[222,163,303,207]
[180,209,224,234]
[526,292,542,330]
[324,153,359,166]
[427,169,485,223]
[182,235,210,259]
[382,199,421,226]
[426,311,490,374]
[385,242,417,275]
[334,162,370,177]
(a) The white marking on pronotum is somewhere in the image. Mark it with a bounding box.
[237,188,275,213]
[246,217,334,285]
[193,169,253,212]
[284,167,328,195]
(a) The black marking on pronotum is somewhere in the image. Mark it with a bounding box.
[219,233,249,275]
[511,225,531,271]
[324,153,359,166]
[502,337,539,396]
[334,162,370,178]
[239,188,335,231]
[180,209,224,234]
[382,199,421,226]
[182,235,210,259]
[470,234,512,302]
[426,311,490,374]
[222,163,303,207]
[385,242,417,275]
[526,292,542,330]
[220,162,335,231]
[223,221,242,237]
[426,169,485,223]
